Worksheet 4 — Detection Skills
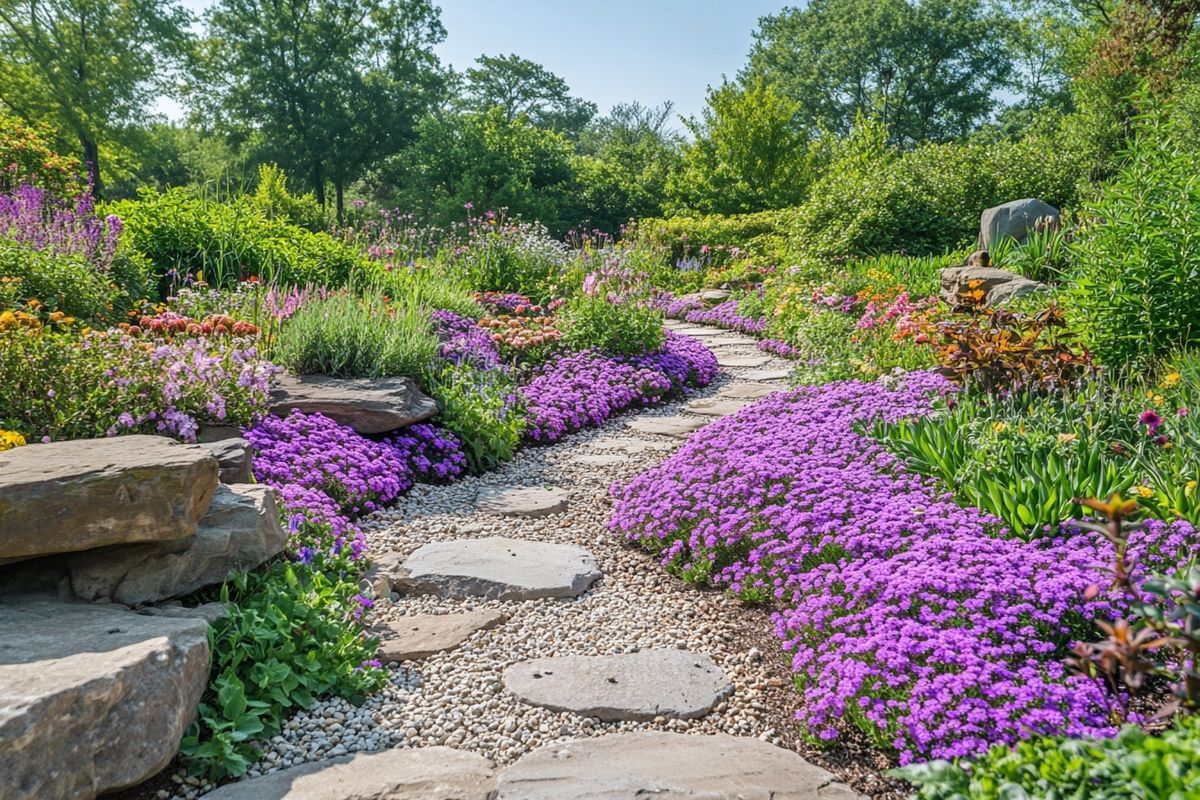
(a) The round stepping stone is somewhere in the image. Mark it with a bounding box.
[716,354,773,368]
[625,416,708,438]
[572,453,628,466]
[504,649,731,721]
[686,398,751,417]
[590,437,674,454]
[743,368,793,381]
[204,747,496,799]
[393,537,601,600]
[719,382,782,400]
[476,486,569,518]
[374,609,508,661]
[496,732,865,800]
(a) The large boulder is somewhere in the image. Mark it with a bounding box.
[197,436,254,484]
[940,265,1046,309]
[0,599,210,800]
[67,484,287,606]
[0,436,218,565]
[980,198,1060,250]
[269,374,438,434]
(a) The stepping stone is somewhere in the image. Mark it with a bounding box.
[393,537,601,600]
[626,416,708,438]
[744,369,793,381]
[375,609,508,661]
[590,437,674,454]
[686,398,751,418]
[572,453,628,466]
[716,354,773,368]
[706,336,756,346]
[476,486,569,518]
[1,599,210,800]
[496,732,865,800]
[503,649,732,721]
[672,327,723,337]
[719,382,783,400]
[204,747,496,799]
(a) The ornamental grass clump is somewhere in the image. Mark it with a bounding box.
[609,373,1200,764]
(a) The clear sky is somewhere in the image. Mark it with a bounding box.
[166,0,793,126]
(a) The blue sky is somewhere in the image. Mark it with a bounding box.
[168,0,792,126]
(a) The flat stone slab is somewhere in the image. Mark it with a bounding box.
[572,453,628,466]
[476,486,569,518]
[743,369,793,381]
[706,337,757,346]
[625,416,708,438]
[0,435,218,564]
[719,382,783,400]
[375,610,508,661]
[716,354,773,368]
[685,399,751,418]
[270,374,438,435]
[393,537,602,600]
[590,437,674,454]
[504,650,731,721]
[497,732,865,799]
[0,600,210,800]
[204,747,497,800]
[672,327,723,337]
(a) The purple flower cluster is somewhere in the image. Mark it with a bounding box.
[246,412,467,557]
[430,309,500,369]
[757,338,805,360]
[609,373,1200,764]
[521,333,717,443]
[648,290,704,318]
[684,300,767,335]
[0,184,121,271]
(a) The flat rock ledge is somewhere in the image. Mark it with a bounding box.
[393,537,602,600]
[203,747,497,800]
[625,416,708,438]
[496,732,866,800]
[0,599,210,800]
[0,435,218,564]
[475,486,570,518]
[269,374,438,435]
[503,649,732,722]
[375,609,509,661]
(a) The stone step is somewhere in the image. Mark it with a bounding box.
[496,732,866,799]
[0,599,210,800]
[719,383,783,400]
[625,416,708,438]
[685,398,751,418]
[503,649,731,722]
[715,354,773,368]
[589,437,675,454]
[475,486,570,518]
[393,537,602,600]
[670,326,723,337]
[375,610,509,662]
[203,747,496,800]
[743,369,793,382]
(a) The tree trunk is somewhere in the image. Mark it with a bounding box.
[81,135,102,198]
[312,161,326,207]
[335,180,344,224]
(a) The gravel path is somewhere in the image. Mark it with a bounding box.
[164,322,904,800]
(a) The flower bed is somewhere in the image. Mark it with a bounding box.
[609,373,1200,764]
[520,331,718,443]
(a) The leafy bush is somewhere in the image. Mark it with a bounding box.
[110,187,363,292]
[630,209,792,271]
[427,363,524,474]
[0,113,82,196]
[449,215,570,302]
[251,164,325,230]
[896,716,1200,800]
[271,289,439,379]
[180,551,385,779]
[1067,117,1200,368]
[560,295,664,356]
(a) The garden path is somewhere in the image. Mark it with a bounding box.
[183,323,863,798]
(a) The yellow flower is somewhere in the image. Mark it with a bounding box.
[1056,432,1078,443]
[1132,485,1155,499]
[1161,372,1182,389]
[1187,480,1198,493]
[992,422,1008,433]
[0,429,26,452]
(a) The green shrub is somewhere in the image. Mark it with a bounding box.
[271,289,439,379]
[449,217,570,303]
[427,363,524,473]
[251,164,326,231]
[630,209,792,269]
[1067,117,1200,369]
[110,187,363,292]
[895,716,1200,800]
[560,295,664,356]
[179,549,384,780]
[0,241,151,322]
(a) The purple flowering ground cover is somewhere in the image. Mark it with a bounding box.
[608,372,1200,764]
[521,331,718,443]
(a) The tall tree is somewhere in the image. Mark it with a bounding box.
[460,53,597,138]
[199,0,445,216]
[743,0,1009,145]
[0,0,191,195]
